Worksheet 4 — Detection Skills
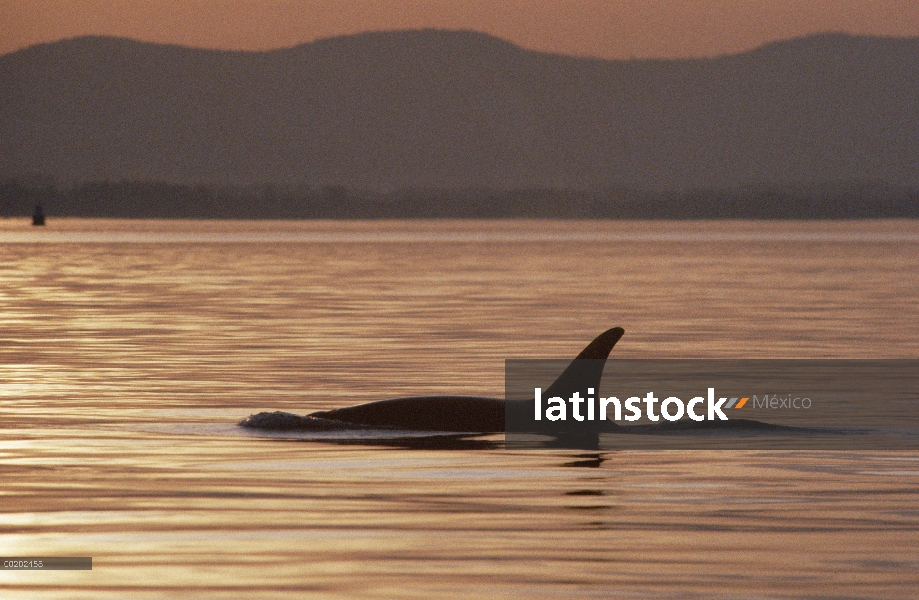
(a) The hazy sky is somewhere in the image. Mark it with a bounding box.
[4,0,919,58]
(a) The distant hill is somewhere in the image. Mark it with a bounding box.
[2,30,919,193]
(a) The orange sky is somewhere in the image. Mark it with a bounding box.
[4,0,919,59]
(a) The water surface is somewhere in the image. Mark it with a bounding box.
[1,219,917,598]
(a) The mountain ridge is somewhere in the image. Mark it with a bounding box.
[3,30,918,191]
[6,29,915,61]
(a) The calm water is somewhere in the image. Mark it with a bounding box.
[1,219,918,599]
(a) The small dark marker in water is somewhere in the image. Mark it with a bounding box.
[32,204,45,226]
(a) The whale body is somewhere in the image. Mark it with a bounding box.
[239,327,625,432]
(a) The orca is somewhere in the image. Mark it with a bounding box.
[239,327,625,432]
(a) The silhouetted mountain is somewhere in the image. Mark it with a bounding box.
[2,30,919,192]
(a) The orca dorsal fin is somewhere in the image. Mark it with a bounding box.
[543,327,624,400]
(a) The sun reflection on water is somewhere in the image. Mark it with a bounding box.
[0,219,917,598]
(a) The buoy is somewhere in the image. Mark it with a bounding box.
[32,204,45,226]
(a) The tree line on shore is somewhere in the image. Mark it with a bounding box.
[2,178,917,220]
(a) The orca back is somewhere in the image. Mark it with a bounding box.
[304,327,625,433]
[312,396,504,431]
